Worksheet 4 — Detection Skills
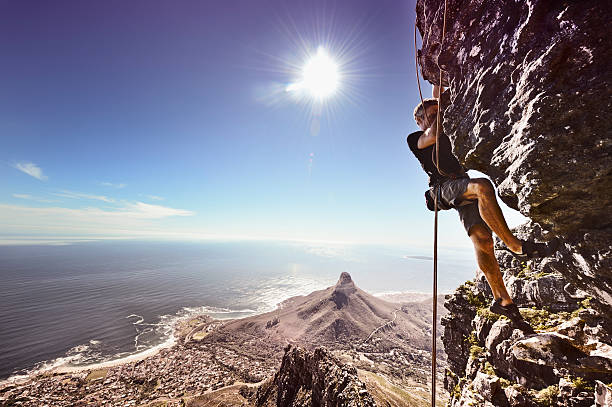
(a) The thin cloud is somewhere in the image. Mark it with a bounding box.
[12,193,58,203]
[53,190,115,203]
[13,193,33,200]
[146,195,164,201]
[13,162,48,181]
[100,182,127,189]
[0,202,195,238]
[124,202,194,218]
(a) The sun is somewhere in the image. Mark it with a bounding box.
[286,47,340,100]
[302,47,340,99]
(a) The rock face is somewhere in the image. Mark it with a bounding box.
[255,345,375,407]
[331,272,357,309]
[416,0,612,307]
[415,1,612,405]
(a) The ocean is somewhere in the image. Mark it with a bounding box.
[0,240,476,381]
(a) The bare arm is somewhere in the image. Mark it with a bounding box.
[417,84,444,149]
[417,118,438,149]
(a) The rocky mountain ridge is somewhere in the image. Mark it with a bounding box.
[254,345,375,407]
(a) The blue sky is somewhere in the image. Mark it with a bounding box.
[0,0,525,247]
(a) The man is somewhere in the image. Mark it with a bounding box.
[407,85,558,334]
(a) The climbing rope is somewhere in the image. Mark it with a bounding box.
[413,0,449,405]
[413,23,427,116]
[436,0,449,178]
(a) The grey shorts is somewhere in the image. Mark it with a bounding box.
[438,178,491,235]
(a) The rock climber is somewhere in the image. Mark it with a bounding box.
[407,84,559,334]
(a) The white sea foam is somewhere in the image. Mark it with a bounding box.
[0,343,98,387]
[182,305,257,315]
[52,335,179,375]
[126,314,144,324]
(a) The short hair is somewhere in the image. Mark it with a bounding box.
[413,98,438,120]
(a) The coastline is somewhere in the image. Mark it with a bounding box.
[53,336,178,375]
[0,309,249,388]
[0,283,451,406]
[0,289,438,389]
[0,326,182,389]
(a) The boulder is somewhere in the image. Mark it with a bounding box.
[465,354,484,380]
[485,319,514,355]
[504,384,537,407]
[595,381,612,407]
[510,332,612,389]
[558,377,597,407]
[472,313,494,344]
[506,274,577,311]
[442,286,480,377]
[472,371,501,402]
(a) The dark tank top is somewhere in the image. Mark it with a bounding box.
[407,130,467,186]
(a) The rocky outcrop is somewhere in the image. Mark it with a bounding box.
[442,271,612,406]
[415,0,612,405]
[439,211,612,407]
[441,235,612,406]
[416,0,612,307]
[254,345,375,407]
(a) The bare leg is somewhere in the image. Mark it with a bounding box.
[469,224,513,305]
[462,178,522,253]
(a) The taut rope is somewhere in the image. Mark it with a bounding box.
[413,0,449,405]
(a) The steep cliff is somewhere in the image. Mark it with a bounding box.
[415,0,612,405]
[416,0,611,306]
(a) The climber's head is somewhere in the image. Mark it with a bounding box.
[414,98,438,130]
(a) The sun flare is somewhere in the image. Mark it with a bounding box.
[287,47,340,100]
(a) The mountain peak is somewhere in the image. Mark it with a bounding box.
[336,272,354,287]
[218,269,436,349]
[332,272,356,309]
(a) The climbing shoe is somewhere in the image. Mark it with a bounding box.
[502,238,559,260]
[489,299,536,335]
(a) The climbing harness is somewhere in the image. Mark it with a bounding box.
[413,0,449,405]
